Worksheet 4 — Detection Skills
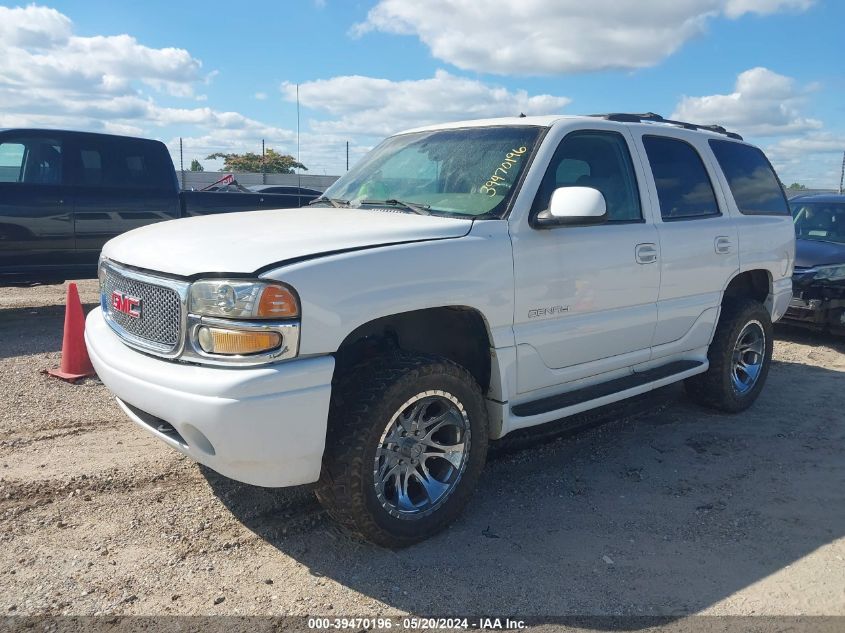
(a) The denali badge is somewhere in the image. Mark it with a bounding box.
[111,290,142,319]
[528,305,570,319]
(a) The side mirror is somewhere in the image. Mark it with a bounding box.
[533,186,607,228]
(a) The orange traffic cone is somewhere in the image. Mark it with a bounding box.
[46,282,96,382]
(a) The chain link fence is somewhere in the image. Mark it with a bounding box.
[179,171,338,191]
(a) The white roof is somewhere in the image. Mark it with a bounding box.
[398,115,584,135]
[396,114,745,142]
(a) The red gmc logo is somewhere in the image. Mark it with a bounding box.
[111,290,142,319]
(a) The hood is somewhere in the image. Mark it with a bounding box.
[103,207,473,277]
[794,238,845,269]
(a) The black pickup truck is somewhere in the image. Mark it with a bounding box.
[0,129,319,284]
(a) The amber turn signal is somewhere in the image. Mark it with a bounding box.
[197,327,282,355]
[257,284,299,319]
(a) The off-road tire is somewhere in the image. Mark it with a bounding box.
[315,352,489,548]
[684,298,773,412]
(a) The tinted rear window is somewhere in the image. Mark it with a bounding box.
[709,140,789,215]
[73,137,173,189]
[642,136,720,220]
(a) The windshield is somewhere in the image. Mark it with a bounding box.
[321,126,544,218]
[791,201,845,244]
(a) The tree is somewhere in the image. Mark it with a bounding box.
[189,159,204,172]
[788,182,807,190]
[205,148,307,173]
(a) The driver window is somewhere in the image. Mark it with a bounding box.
[532,130,642,222]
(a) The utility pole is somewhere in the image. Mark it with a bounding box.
[179,137,184,190]
[296,84,301,169]
[840,150,844,194]
[262,139,266,185]
[296,83,302,189]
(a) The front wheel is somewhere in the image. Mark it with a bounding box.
[315,353,489,548]
[685,298,774,412]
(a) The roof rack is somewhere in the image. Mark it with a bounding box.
[590,112,743,141]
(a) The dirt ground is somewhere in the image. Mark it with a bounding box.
[1,280,843,620]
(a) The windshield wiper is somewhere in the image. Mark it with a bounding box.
[362,199,431,216]
[308,197,349,208]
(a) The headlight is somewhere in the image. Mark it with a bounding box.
[812,264,845,282]
[189,280,299,319]
[186,280,300,365]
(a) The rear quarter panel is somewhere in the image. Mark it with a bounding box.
[735,214,794,322]
[703,146,795,316]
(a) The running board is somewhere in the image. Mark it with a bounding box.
[511,360,703,418]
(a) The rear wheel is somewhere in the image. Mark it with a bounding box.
[315,353,489,548]
[685,298,773,412]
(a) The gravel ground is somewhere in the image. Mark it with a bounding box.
[1,280,844,620]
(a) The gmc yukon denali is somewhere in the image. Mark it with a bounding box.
[85,113,795,547]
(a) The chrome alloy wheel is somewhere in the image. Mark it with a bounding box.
[731,320,766,394]
[373,390,471,520]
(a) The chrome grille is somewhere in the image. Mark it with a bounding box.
[101,262,186,354]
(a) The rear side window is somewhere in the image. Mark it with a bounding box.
[79,149,103,185]
[73,137,172,189]
[0,138,63,184]
[119,143,170,188]
[533,130,642,222]
[642,136,719,220]
[709,140,789,215]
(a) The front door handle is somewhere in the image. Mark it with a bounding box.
[635,243,658,264]
[715,236,733,254]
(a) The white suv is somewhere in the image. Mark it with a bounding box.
[86,113,795,547]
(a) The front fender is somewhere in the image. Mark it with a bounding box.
[260,221,515,355]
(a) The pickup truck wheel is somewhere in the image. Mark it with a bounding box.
[684,298,773,412]
[315,353,489,548]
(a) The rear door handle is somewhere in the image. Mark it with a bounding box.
[635,243,658,264]
[715,236,733,254]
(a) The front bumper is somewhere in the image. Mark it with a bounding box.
[782,297,845,330]
[85,307,334,487]
[782,275,845,330]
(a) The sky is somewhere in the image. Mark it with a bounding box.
[0,0,842,186]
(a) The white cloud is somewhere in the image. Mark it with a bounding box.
[722,0,813,18]
[277,70,569,174]
[668,66,838,188]
[766,132,845,188]
[0,6,203,98]
[672,67,821,136]
[0,5,300,170]
[767,132,845,157]
[766,138,844,190]
[167,129,294,163]
[352,0,814,75]
[0,5,71,47]
[254,91,268,100]
[170,129,366,177]
[281,70,570,136]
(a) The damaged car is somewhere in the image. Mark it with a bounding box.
[785,194,845,334]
